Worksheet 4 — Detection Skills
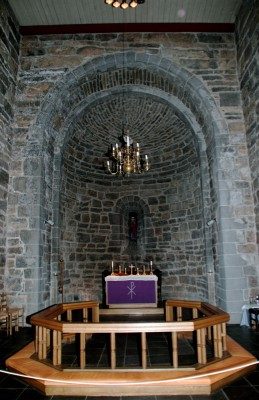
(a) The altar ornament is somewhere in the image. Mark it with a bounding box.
[150,260,153,274]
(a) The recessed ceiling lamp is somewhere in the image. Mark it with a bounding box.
[104,0,145,9]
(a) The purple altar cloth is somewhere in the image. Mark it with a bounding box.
[106,278,157,305]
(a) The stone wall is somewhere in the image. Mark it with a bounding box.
[0,0,19,290]
[5,26,258,321]
[236,0,259,256]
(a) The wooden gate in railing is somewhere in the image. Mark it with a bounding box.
[30,300,229,370]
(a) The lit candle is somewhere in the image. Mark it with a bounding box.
[150,260,153,274]
[126,136,130,147]
[111,260,114,274]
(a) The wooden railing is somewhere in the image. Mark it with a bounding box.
[30,300,230,370]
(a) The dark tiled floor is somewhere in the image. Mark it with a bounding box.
[0,325,259,400]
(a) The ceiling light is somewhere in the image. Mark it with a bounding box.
[106,133,150,176]
[112,1,121,7]
[121,1,129,9]
[129,1,138,7]
[104,0,145,10]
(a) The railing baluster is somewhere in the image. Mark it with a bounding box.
[222,322,227,352]
[141,332,147,369]
[177,307,182,321]
[42,327,47,359]
[110,332,116,369]
[201,328,207,364]
[83,308,88,322]
[38,326,43,359]
[172,331,178,368]
[92,305,99,322]
[80,332,86,368]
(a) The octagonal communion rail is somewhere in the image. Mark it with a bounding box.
[5,300,257,396]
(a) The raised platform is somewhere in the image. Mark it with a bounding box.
[6,336,257,396]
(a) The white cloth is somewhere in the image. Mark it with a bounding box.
[240,303,259,326]
[105,274,158,282]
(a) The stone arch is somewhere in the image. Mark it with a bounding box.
[7,51,254,322]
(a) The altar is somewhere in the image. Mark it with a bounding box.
[105,274,158,308]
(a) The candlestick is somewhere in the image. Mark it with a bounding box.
[150,260,153,274]
[111,260,114,275]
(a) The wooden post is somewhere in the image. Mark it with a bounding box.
[80,333,86,368]
[67,309,72,322]
[110,332,116,369]
[177,307,182,321]
[165,304,173,322]
[92,304,99,323]
[42,327,47,359]
[172,331,178,368]
[222,322,227,352]
[35,325,39,354]
[53,330,62,366]
[192,307,198,319]
[38,326,44,360]
[83,308,88,322]
[200,328,207,364]
[141,332,147,369]
[213,324,223,358]
[197,328,202,364]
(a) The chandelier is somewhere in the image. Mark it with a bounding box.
[104,0,145,9]
[106,133,150,176]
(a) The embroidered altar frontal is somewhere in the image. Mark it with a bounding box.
[105,275,158,307]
